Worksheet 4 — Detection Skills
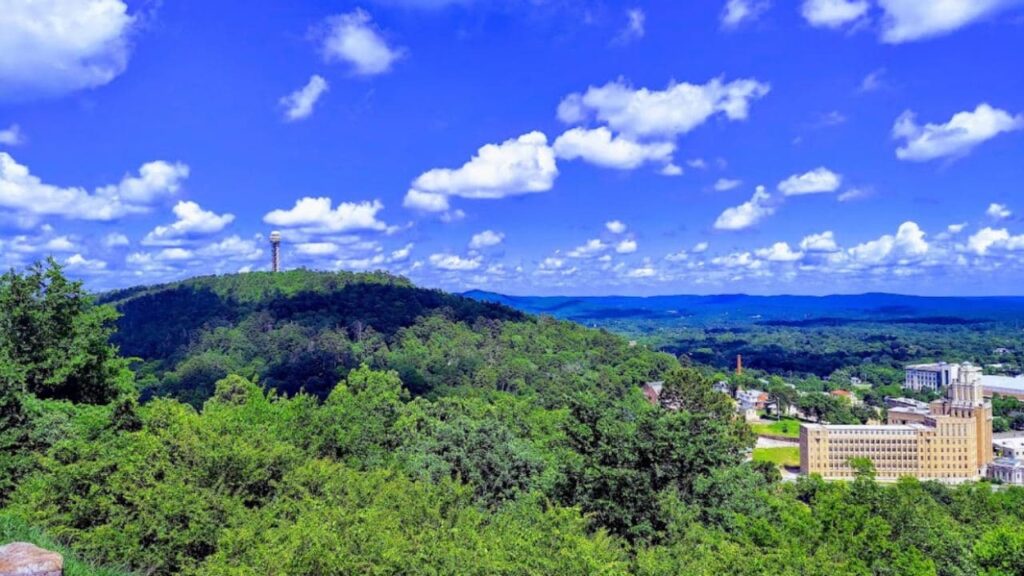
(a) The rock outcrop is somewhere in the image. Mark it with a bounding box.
[0,542,63,576]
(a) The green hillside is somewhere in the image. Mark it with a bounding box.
[100,269,673,405]
[4,261,1024,576]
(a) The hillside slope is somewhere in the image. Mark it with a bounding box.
[101,270,674,405]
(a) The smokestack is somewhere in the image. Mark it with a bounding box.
[270,231,281,272]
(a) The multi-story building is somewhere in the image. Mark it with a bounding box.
[904,362,959,392]
[801,363,993,481]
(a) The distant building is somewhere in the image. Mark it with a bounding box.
[830,389,861,406]
[981,374,1024,401]
[988,457,1024,485]
[736,389,768,411]
[905,362,959,392]
[802,363,993,482]
[993,437,1024,460]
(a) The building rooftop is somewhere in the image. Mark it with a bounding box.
[982,374,1024,394]
[994,437,1024,451]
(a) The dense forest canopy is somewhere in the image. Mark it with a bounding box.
[2,261,1024,575]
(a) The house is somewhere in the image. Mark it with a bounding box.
[736,388,768,411]
[830,389,861,405]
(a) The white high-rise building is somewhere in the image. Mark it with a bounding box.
[905,362,959,392]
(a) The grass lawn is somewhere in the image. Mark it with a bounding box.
[753,447,801,468]
[0,513,130,576]
[750,418,802,438]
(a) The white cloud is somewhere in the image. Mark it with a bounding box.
[469,229,505,249]
[800,231,839,252]
[568,239,608,258]
[616,8,646,43]
[0,125,24,146]
[721,0,771,28]
[142,201,235,246]
[553,127,674,170]
[616,239,638,254]
[404,131,557,212]
[714,178,742,191]
[687,158,709,170]
[988,203,1012,220]
[947,223,967,234]
[280,75,329,122]
[659,163,683,176]
[390,243,413,261]
[626,265,656,278]
[428,253,482,271]
[197,236,263,260]
[859,68,886,93]
[801,0,869,28]
[103,232,129,248]
[606,220,627,234]
[0,153,188,221]
[848,221,928,264]
[64,253,107,272]
[877,0,1020,43]
[557,77,770,139]
[712,251,760,269]
[0,0,135,100]
[693,241,709,253]
[320,9,403,75]
[264,197,389,233]
[296,242,342,256]
[966,227,1024,255]
[893,104,1023,161]
[755,241,804,262]
[777,167,842,195]
[837,187,871,202]
[714,186,774,230]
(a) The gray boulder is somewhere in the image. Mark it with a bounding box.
[0,542,63,576]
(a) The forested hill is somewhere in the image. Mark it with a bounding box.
[463,290,1024,326]
[100,270,674,405]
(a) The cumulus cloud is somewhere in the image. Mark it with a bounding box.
[557,77,770,139]
[693,241,710,253]
[428,253,482,271]
[714,178,742,192]
[280,75,329,121]
[721,0,771,28]
[568,239,609,258]
[755,242,804,262]
[103,232,129,248]
[64,253,107,272]
[801,0,869,28]
[659,163,683,176]
[553,127,674,170]
[616,239,638,254]
[848,221,928,264]
[878,0,1020,43]
[606,220,627,234]
[404,131,557,212]
[0,125,24,146]
[197,236,263,260]
[0,0,135,100]
[264,197,390,233]
[469,229,505,249]
[988,203,1012,221]
[966,227,1024,255]
[893,104,1023,161]
[142,201,235,246]
[800,231,839,252]
[714,186,774,230]
[0,153,188,221]
[320,9,403,75]
[777,167,842,195]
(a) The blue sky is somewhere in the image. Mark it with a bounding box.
[1,0,1023,296]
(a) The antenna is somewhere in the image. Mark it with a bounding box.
[270,231,281,272]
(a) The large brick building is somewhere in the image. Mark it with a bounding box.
[801,363,993,481]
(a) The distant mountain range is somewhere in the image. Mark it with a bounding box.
[462,290,1024,327]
